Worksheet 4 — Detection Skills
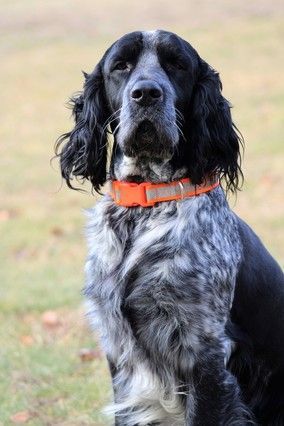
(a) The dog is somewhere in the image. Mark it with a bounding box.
[56,30,284,425]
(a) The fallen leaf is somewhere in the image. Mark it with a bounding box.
[20,335,34,346]
[0,209,17,221]
[78,348,102,362]
[0,209,10,221]
[50,227,64,237]
[10,411,31,423]
[41,311,60,328]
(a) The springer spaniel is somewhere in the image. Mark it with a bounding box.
[56,30,284,425]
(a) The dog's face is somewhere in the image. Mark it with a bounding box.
[103,31,198,159]
[56,30,242,192]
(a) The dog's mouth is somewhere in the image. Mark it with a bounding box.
[134,120,158,145]
[122,119,174,158]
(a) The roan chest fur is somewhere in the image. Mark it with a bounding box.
[84,188,241,372]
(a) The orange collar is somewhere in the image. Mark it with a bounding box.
[110,177,219,207]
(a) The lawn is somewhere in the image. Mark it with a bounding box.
[1,1,283,424]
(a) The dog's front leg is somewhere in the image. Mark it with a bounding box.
[107,358,123,426]
[107,358,141,426]
[187,350,252,426]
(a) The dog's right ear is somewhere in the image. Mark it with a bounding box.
[56,63,110,192]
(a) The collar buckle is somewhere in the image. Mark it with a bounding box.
[111,181,155,207]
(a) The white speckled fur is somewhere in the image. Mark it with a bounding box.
[84,177,242,424]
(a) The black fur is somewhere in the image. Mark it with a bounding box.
[186,58,243,192]
[56,64,110,192]
[230,219,284,425]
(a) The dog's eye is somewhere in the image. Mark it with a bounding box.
[113,61,132,71]
[174,61,186,70]
[165,57,187,71]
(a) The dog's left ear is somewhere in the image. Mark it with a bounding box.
[56,63,110,192]
[187,58,243,192]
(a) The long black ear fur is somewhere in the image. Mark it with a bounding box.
[186,58,243,192]
[56,64,109,193]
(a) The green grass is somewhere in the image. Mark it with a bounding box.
[1,1,283,424]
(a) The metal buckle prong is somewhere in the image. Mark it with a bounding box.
[178,181,185,200]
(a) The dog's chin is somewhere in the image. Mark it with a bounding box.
[120,120,174,159]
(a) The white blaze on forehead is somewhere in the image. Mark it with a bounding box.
[142,30,160,50]
[136,30,161,72]
[142,30,159,40]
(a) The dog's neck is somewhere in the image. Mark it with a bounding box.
[111,153,188,183]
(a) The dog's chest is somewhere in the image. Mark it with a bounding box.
[85,190,241,362]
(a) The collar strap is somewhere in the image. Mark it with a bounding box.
[110,177,219,207]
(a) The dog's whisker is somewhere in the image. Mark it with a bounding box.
[173,122,186,142]
[101,108,122,135]
[175,107,184,122]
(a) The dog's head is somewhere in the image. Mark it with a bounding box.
[56,30,242,192]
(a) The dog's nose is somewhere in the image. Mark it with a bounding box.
[131,81,163,106]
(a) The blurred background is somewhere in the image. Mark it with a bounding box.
[1,0,283,424]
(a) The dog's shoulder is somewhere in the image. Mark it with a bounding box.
[233,216,284,362]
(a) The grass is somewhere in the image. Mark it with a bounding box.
[0,0,283,424]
